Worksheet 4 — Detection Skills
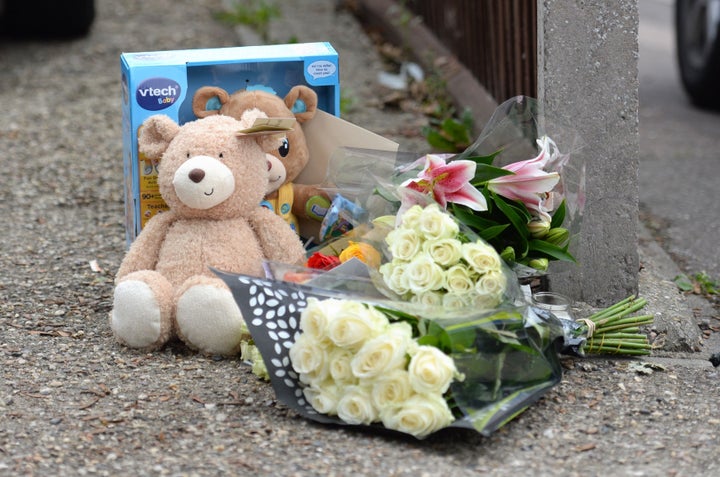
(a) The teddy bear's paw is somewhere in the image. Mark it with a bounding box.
[111,279,169,349]
[176,284,245,356]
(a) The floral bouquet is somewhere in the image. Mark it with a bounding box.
[217,267,567,439]
[297,200,523,318]
[319,96,585,277]
[217,97,650,440]
[219,199,573,438]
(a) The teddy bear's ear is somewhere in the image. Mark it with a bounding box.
[138,115,180,159]
[284,85,318,123]
[192,86,231,118]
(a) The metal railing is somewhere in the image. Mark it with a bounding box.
[406,0,537,102]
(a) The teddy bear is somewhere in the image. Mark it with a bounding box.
[110,111,306,356]
[192,85,330,239]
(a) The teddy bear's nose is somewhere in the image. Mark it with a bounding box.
[188,168,205,183]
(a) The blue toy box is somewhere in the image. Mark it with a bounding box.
[120,42,340,245]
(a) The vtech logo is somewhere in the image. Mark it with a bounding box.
[136,77,181,111]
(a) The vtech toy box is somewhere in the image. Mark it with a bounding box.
[120,42,340,245]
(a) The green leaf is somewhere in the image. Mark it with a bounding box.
[492,193,530,240]
[477,224,510,241]
[528,239,577,262]
[550,199,567,228]
[673,273,695,292]
[463,148,503,166]
[451,204,502,231]
[440,117,471,145]
[423,128,457,151]
[472,164,515,184]
[423,320,459,353]
[417,334,439,347]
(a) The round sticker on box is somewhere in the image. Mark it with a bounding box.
[136,77,181,111]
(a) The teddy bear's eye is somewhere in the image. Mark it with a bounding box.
[219,153,224,158]
[278,138,290,158]
[186,152,190,158]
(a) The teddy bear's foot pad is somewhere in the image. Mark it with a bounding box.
[111,280,164,348]
[176,285,245,356]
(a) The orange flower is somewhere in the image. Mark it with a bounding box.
[339,241,382,268]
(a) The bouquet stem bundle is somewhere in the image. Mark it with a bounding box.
[578,295,654,356]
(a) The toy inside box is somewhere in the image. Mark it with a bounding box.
[121,42,359,246]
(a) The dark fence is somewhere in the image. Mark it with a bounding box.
[405,0,537,102]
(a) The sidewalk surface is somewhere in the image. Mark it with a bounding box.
[1,1,718,475]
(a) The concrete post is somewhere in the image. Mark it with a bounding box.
[537,0,640,305]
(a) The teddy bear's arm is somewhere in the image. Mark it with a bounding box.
[116,212,177,281]
[247,207,306,265]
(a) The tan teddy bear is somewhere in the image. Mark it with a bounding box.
[192,86,330,239]
[110,112,306,356]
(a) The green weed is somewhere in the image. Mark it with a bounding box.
[674,271,720,295]
[214,0,281,43]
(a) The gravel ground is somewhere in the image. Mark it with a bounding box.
[1,1,719,476]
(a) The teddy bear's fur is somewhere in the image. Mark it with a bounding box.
[192,86,330,237]
[110,112,306,356]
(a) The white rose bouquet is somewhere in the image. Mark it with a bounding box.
[216,268,592,439]
[293,200,521,320]
[289,296,461,438]
[378,203,510,312]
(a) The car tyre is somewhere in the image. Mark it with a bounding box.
[676,0,720,109]
[0,0,95,39]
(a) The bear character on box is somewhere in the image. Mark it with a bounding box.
[193,86,330,238]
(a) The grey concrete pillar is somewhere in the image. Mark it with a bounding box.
[538,0,640,305]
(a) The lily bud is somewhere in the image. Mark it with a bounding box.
[500,246,516,263]
[527,217,551,239]
[528,258,549,272]
[544,227,569,246]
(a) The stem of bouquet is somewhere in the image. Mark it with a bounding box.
[576,295,654,356]
[491,351,506,401]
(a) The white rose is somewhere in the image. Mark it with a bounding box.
[380,261,410,296]
[442,292,470,311]
[443,264,476,295]
[462,241,502,274]
[399,204,423,230]
[336,385,377,425]
[369,369,414,412]
[290,334,330,385]
[417,204,458,240]
[327,300,387,351]
[407,345,458,395]
[470,292,503,310]
[350,322,412,379]
[303,380,341,415]
[328,347,357,384]
[410,290,443,308]
[474,270,507,297]
[386,228,423,261]
[299,297,339,346]
[422,238,462,267]
[405,253,445,294]
[380,393,454,438]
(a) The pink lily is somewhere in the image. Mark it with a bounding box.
[400,154,488,211]
[487,136,560,215]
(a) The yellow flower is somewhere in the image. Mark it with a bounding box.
[339,241,382,268]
